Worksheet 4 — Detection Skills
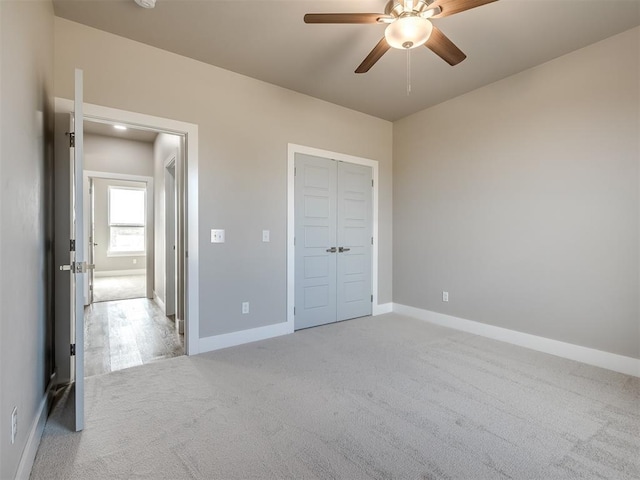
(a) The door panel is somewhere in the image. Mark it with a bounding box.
[71,68,85,432]
[294,154,337,329]
[336,161,372,321]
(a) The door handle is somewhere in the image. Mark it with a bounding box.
[59,262,95,273]
[326,247,337,253]
[338,247,351,253]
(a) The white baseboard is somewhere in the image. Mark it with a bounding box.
[94,269,145,277]
[373,302,393,315]
[393,304,640,378]
[153,291,166,313]
[15,376,55,480]
[199,322,293,353]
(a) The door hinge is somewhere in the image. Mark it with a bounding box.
[371,295,373,302]
[371,237,373,245]
[294,167,296,176]
[68,132,75,148]
[293,307,296,316]
[70,239,76,252]
[372,179,374,187]
[70,344,76,356]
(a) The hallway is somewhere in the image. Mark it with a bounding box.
[84,298,183,377]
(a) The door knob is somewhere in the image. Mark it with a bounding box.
[338,247,351,253]
[326,247,337,253]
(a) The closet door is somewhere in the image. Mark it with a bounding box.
[294,154,338,329]
[336,162,373,321]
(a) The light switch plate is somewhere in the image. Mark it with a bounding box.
[262,230,270,242]
[211,229,225,243]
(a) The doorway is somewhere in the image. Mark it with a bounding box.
[81,120,185,377]
[88,177,149,303]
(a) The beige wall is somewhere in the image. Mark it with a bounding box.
[0,1,54,478]
[54,18,393,339]
[85,133,154,177]
[393,27,640,359]
[84,133,153,274]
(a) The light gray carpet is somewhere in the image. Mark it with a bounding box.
[93,274,146,302]
[31,313,639,480]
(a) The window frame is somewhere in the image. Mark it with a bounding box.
[107,185,147,257]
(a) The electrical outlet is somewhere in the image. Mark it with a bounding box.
[262,230,270,242]
[133,258,137,264]
[211,229,225,243]
[442,291,449,302]
[11,407,17,445]
[242,302,249,314]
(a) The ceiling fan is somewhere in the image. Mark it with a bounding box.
[304,0,497,73]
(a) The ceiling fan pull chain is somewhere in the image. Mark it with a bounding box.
[406,49,412,96]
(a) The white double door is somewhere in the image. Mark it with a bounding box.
[295,153,373,330]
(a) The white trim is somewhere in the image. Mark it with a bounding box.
[373,302,393,315]
[58,98,200,355]
[15,379,55,480]
[106,251,147,258]
[287,144,381,331]
[393,304,640,378]
[153,291,166,313]
[94,269,145,277]
[199,322,293,353]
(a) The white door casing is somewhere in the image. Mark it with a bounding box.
[57,98,199,355]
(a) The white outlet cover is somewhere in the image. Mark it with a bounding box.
[211,229,225,243]
[262,230,270,242]
[242,302,249,314]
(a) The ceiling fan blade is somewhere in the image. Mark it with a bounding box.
[304,13,383,24]
[355,37,391,73]
[425,26,466,65]
[429,0,498,18]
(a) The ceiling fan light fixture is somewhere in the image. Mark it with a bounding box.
[385,16,433,49]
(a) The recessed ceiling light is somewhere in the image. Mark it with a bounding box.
[134,0,156,8]
[114,125,128,131]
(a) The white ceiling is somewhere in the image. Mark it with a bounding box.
[53,0,640,121]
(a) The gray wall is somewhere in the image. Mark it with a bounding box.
[393,27,640,359]
[54,18,394,339]
[0,1,55,478]
[153,133,181,308]
[92,178,147,273]
[85,132,153,177]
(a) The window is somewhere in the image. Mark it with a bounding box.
[108,186,146,255]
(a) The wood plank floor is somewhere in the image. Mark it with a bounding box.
[84,298,184,377]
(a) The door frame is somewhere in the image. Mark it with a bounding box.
[55,98,200,355]
[164,155,177,319]
[83,171,154,302]
[287,143,380,331]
